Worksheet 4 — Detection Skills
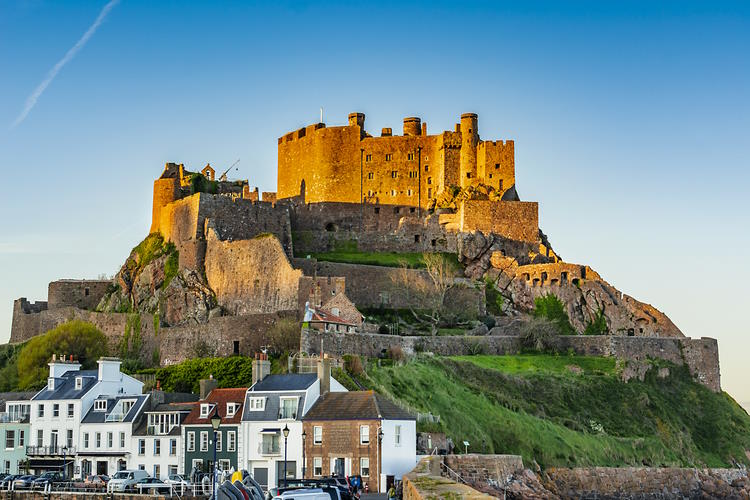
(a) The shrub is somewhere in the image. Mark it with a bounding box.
[584,309,609,335]
[479,315,496,329]
[17,321,109,389]
[533,294,576,335]
[264,318,300,354]
[520,317,559,352]
[388,346,406,363]
[485,279,505,316]
[378,324,390,335]
[344,355,364,376]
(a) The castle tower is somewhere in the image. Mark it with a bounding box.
[348,112,365,139]
[459,113,479,188]
[150,163,181,234]
[403,117,421,136]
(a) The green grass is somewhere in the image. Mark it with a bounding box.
[305,251,437,268]
[362,355,750,468]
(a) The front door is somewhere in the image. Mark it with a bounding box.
[96,461,108,475]
[253,467,268,489]
[276,461,296,486]
[333,458,345,477]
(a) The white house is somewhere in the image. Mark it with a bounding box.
[240,355,347,489]
[78,394,150,477]
[27,356,143,477]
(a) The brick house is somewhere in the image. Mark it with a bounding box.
[302,391,416,493]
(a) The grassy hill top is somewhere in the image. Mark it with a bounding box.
[342,354,750,469]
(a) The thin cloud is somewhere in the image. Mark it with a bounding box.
[11,0,120,128]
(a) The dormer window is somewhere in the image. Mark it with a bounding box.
[248,398,265,411]
[94,400,107,412]
[226,403,237,418]
[48,378,55,390]
[200,404,212,418]
[75,377,82,390]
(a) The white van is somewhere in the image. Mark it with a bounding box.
[107,470,150,492]
[273,488,338,500]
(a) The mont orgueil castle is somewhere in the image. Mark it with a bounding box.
[10,112,721,392]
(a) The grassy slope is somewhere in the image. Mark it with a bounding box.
[363,355,750,468]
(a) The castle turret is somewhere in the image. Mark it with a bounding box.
[460,113,479,187]
[403,117,421,136]
[150,163,181,234]
[348,112,365,128]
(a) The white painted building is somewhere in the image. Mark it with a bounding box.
[130,401,195,479]
[27,356,142,476]
[240,356,346,489]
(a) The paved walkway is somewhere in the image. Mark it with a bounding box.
[360,494,387,500]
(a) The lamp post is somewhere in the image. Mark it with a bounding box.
[377,428,384,493]
[61,446,68,480]
[282,424,290,488]
[301,430,307,479]
[211,412,222,500]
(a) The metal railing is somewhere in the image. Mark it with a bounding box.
[25,445,76,456]
[258,442,281,455]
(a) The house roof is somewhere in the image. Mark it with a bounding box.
[250,373,317,392]
[0,392,35,412]
[308,308,355,326]
[81,394,149,424]
[32,370,98,401]
[242,391,307,422]
[302,391,415,421]
[183,388,247,425]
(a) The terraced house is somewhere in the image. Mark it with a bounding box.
[183,385,246,476]
[1,395,32,474]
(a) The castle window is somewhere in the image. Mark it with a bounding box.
[84,287,90,296]
[424,165,429,172]
[325,222,338,232]
[394,207,399,214]
[366,154,372,162]
[489,174,493,179]
[391,171,397,178]
[407,153,414,161]
[427,177,432,185]
[390,190,396,197]
[409,171,417,178]
[424,155,429,161]
[499,180,503,190]
[374,207,380,214]
[233,341,239,355]
[385,154,392,161]
[367,190,374,197]
[407,189,412,196]
[367,172,374,180]
[495,163,500,169]
[409,207,415,213]
[431,239,436,247]
[466,172,473,178]
[561,272,568,284]
[414,235,420,243]
[427,188,432,198]
[523,273,530,281]
[541,272,548,283]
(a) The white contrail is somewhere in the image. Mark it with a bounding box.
[11,0,120,128]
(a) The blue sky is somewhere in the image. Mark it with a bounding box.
[1,1,748,408]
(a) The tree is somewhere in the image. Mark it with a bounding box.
[16,321,110,390]
[532,293,576,335]
[519,317,559,352]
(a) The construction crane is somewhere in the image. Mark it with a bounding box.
[219,158,240,181]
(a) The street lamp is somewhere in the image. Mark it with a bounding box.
[301,430,307,479]
[377,428,384,493]
[62,446,68,480]
[282,424,290,488]
[211,412,222,500]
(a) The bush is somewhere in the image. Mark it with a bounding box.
[479,315,496,329]
[17,321,109,389]
[533,294,576,335]
[264,318,300,354]
[584,309,609,335]
[378,324,390,335]
[344,355,364,376]
[143,357,254,393]
[520,317,559,352]
[388,346,406,363]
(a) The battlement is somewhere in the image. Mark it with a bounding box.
[516,263,602,287]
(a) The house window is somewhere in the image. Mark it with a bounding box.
[200,404,211,418]
[19,430,24,447]
[53,404,59,417]
[154,465,160,479]
[5,430,14,450]
[219,459,230,472]
[154,439,161,456]
[48,378,54,390]
[138,439,145,455]
[313,426,322,445]
[3,461,9,474]
[407,153,414,160]
[367,172,373,180]
[120,432,125,448]
[187,432,195,452]
[228,431,236,452]
[395,425,402,446]
[75,377,82,390]
[249,398,265,411]
[360,457,370,477]
[94,400,106,411]
[365,154,372,162]
[122,400,134,415]
[200,431,209,452]
[279,398,297,419]
[385,154,392,161]
[216,432,222,452]
[226,403,237,418]
[313,457,323,477]
[261,433,280,454]
[36,430,43,447]
[360,425,369,445]
[170,439,177,456]
[37,404,44,418]
[169,465,178,476]
[67,429,73,448]
[391,170,397,178]
[67,403,74,418]
[107,432,113,448]
[138,464,145,471]
[96,433,101,448]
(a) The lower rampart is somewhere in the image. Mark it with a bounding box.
[300,330,721,391]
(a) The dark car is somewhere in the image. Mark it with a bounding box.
[33,471,66,487]
[0,474,23,489]
[13,475,38,489]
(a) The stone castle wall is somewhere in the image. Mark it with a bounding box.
[48,280,112,311]
[516,262,601,286]
[459,200,538,242]
[300,330,721,391]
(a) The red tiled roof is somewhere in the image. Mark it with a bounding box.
[302,391,415,421]
[309,308,355,326]
[183,388,247,425]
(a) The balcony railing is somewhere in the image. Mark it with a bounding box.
[0,412,29,423]
[258,443,280,456]
[26,445,76,456]
[277,411,297,420]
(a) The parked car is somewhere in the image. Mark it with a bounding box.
[1,475,23,489]
[107,470,150,492]
[136,477,172,494]
[274,487,341,500]
[32,471,66,487]
[84,475,109,489]
[166,474,190,492]
[13,475,38,490]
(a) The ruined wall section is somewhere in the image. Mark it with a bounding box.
[204,230,301,316]
[10,299,47,343]
[48,280,112,311]
[298,276,346,317]
[459,200,538,242]
[477,140,515,195]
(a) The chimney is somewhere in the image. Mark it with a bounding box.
[199,374,218,400]
[252,353,271,386]
[49,354,81,379]
[317,354,331,395]
[381,128,392,137]
[97,358,123,382]
[421,122,427,136]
